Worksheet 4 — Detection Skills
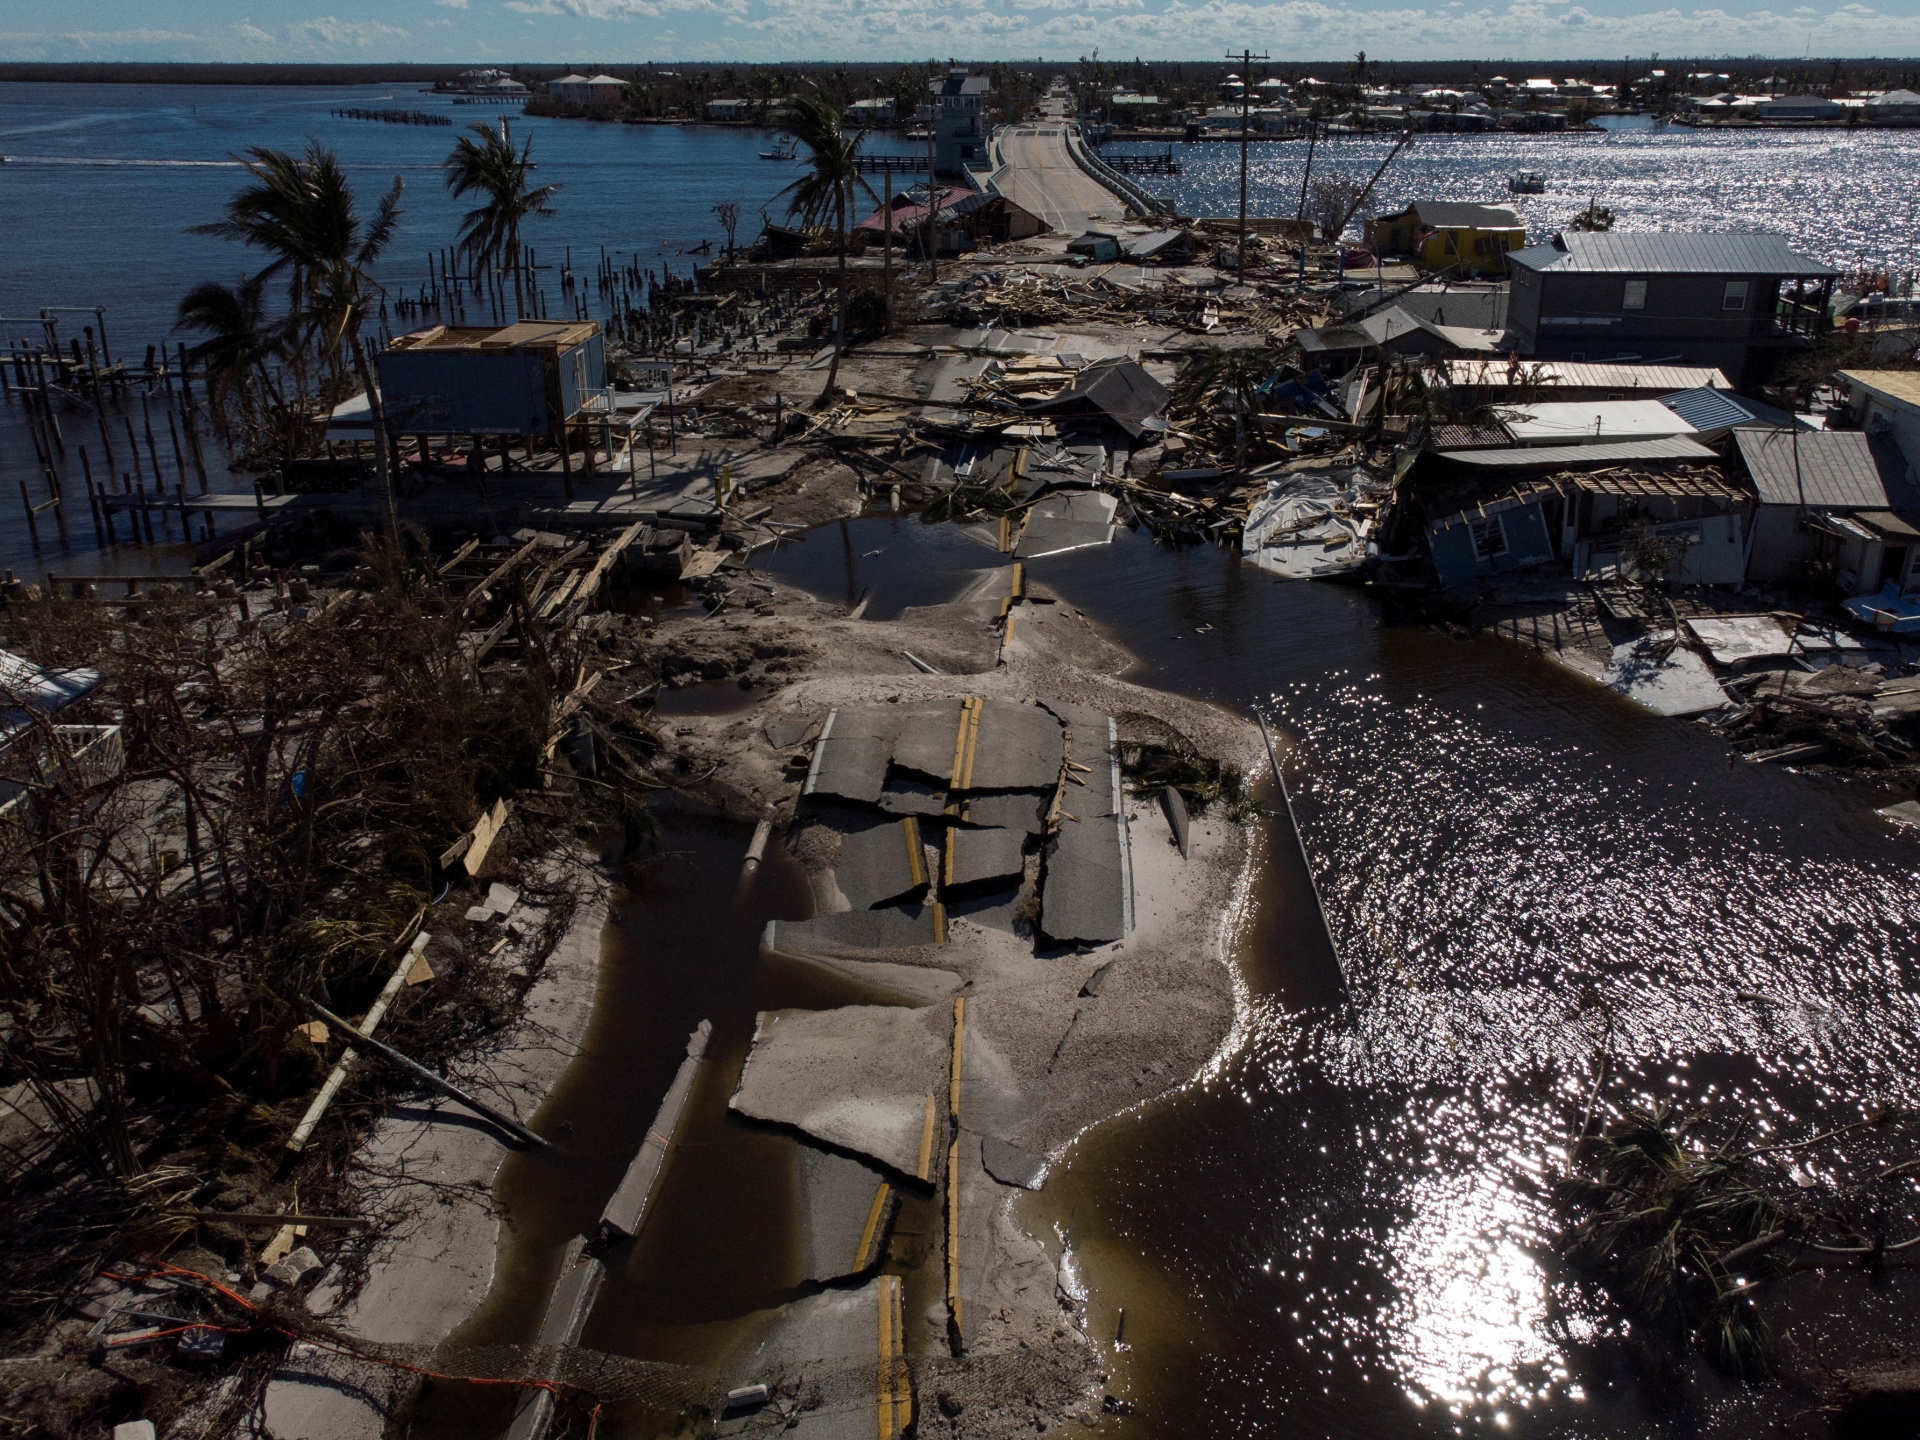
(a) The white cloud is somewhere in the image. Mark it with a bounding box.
[435,0,472,8]
[501,0,745,14]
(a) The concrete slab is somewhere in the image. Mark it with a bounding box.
[1685,614,1795,668]
[955,790,1050,834]
[944,826,1027,890]
[601,1021,710,1239]
[796,1143,895,1283]
[1039,711,1131,944]
[1604,634,1730,717]
[731,1004,949,1178]
[765,904,943,956]
[949,1129,994,1348]
[806,709,891,805]
[833,815,929,909]
[1015,491,1119,559]
[782,954,965,1006]
[722,1277,909,1440]
[875,770,948,817]
[961,700,1065,792]
[765,714,821,751]
[887,702,963,781]
[981,1136,1048,1190]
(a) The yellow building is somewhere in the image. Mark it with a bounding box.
[1366,201,1527,275]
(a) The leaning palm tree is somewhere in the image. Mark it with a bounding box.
[190,142,406,528]
[443,119,559,320]
[777,93,877,400]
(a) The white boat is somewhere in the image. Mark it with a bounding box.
[759,139,797,161]
[1508,170,1547,193]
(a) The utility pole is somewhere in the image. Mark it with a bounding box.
[1228,49,1270,276]
[926,71,941,284]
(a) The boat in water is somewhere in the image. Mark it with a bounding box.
[759,139,797,161]
[1508,170,1547,193]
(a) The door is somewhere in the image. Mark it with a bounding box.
[1879,544,1910,593]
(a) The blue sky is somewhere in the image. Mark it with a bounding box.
[5,0,1920,63]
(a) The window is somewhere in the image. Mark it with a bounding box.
[1622,279,1648,310]
[1722,279,1749,311]
[1470,516,1508,560]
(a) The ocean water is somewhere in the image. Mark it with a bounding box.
[1120,119,1920,274]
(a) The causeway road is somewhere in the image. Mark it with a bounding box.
[994,122,1129,239]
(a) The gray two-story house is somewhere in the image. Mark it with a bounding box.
[1505,232,1836,386]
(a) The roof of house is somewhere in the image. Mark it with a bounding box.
[1840,369,1920,409]
[1348,283,1508,331]
[1494,398,1698,445]
[1658,385,1801,436]
[1297,306,1500,356]
[1438,436,1720,469]
[1122,229,1192,260]
[1508,231,1838,277]
[1026,358,1169,438]
[853,188,975,232]
[938,72,991,97]
[1407,201,1524,230]
[1444,358,1733,392]
[1871,88,1920,105]
[1735,428,1919,508]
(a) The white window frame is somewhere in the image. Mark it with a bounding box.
[1470,515,1508,560]
[1622,279,1648,310]
[1722,279,1749,311]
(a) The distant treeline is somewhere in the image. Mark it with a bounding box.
[1,58,1917,94]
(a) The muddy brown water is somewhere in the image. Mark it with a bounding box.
[751,518,1920,1437]
[420,518,1920,1438]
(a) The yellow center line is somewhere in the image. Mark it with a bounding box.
[855,1181,892,1271]
[917,1094,937,1181]
[901,815,925,888]
[949,995,966,1125]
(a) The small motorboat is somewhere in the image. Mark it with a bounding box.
[1508,170,1547,193]
[759,139,797,161]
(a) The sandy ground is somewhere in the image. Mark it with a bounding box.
[250,855,611,1440]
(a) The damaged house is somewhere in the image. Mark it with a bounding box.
[1736,428,1920,595]
[1418,437,1751,589]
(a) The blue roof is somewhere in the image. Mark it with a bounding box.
[1658,386,1799,434]
[1510,231,1837,277]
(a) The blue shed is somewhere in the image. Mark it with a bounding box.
[1426,482,1562,588]
[375,321,606,437]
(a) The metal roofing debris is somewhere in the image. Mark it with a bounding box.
[0,650,102,738]
[1495,399,1698,445]
[1509,231,1838,277]
[1445,359,1733,393]
[833,816,930,909]
[1684,615,1797,667]
[730,1004,950,1178]
[1658,385,1800,437]
[1440,437,1720,469]
[1014,490,1120,558]
[944,826,1027,889]
[1735,429,1918,509]
[1026,358,1170,438]
[1603,635,1730,716]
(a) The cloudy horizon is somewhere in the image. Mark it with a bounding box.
[4,0,1920,65]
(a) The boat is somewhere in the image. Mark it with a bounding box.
[1508,170,1547,193]
[759,139,797,161]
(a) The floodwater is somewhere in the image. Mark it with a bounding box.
[750,518,1920,1436]
[754,513,1007,619]
[1127,119,1920,272]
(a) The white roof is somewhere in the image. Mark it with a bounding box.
[1494,399,1699,445]
[550,73,591,84]
[585,74,625,84]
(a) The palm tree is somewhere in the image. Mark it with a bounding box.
[443,119,559,320]
[174,274,287,453]
[190,142,406,527]
[778,93,877,400]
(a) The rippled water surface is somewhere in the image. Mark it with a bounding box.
[1133,121,1920,271]
[1010,529,1920,1437]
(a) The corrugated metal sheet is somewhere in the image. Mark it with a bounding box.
[1509,231,1837,276]
[1445,359,1733,392]
[1408,201,1524,230]
[1439,437,1719,468]
[1659,386,1799,435]
[1735,429,1916,508]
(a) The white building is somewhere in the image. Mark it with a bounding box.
[705,98,752,121]
[932,69,990,175]
[845,97,896,128]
